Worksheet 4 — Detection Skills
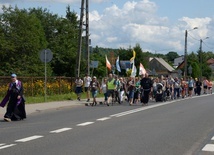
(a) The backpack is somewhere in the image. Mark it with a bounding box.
[90,81,99,91]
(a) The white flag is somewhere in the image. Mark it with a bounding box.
[130,59,136,77]
[116,56,121,72]
[139,63,146,75]
[105,55,111,71]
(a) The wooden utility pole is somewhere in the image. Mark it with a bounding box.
[85,0,90,75]
[76,0,90,78]
[76,0,85,78]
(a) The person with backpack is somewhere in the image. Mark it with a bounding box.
[0,73,26,122]
[89,76,100,106]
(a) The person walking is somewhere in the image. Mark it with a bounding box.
[181,78,187,98]
[75,77,83,101]
[100,78,108,105]
[195,78,202,96]
[89,76,100,106]
[203,77,208,94]
[140,73,153,106]
[127,77,135,105]
[118,77,126,104]
[207,79,213,94]
[188,77,194,97]
[173,77,181,99]
[83,74,92,102]
[134,77,141,104]
[106,73,116,106]
[0,73,26,122]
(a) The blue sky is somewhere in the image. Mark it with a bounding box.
[0,0,214,55]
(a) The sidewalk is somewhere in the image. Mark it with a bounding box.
[0,98,105,118]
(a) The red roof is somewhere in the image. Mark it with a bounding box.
[207,58,214,64]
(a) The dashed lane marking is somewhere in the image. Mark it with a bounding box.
[0,144,16,150]
[96,117,111,121]
[0,144,6,147]
[50,128,72,133]
[76,122,94,126]
[15,135,44,142]
[202,144,214,152]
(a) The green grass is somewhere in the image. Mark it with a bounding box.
[25,92,104,104]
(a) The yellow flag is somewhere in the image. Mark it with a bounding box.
[130,50,136,64]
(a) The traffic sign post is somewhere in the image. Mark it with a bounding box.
[188,65,192,76]
[177,69,182,78]
[39,49,53,102]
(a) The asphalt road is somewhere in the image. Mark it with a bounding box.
[1,94,214,155]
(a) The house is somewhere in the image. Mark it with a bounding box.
[148,57,175,77]
[207,58,214,72]
[173,56,184,68]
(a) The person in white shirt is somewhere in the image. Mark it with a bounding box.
[101,78,108,105]
[75,77,83,101]
[83,74,92,102]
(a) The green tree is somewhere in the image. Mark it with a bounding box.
[0,6,47,76]
[165,51,179,65]
[29,6,79,76]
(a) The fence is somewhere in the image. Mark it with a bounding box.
[0,76,76,97]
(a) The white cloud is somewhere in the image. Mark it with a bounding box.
[1,0,213,54]
[89,0,214,55]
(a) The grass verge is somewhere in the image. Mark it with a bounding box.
[25,92,104,104]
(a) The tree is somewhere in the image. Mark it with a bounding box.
[190,62,200,78]
[0,6,47,76]
[29,6,79,76]
[165,51,179,66]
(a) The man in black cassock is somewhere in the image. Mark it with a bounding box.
[0,73,26,122]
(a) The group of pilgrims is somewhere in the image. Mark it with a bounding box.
[74,73,213,106]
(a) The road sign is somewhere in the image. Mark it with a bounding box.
[40,49,53,63]
[188,65,192,75]
[177,69,182,78]
[90,61,99,68]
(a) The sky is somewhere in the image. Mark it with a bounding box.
[0,0,214,55]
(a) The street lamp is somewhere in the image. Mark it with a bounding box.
[184,27,198,78]
[199,37,209,80]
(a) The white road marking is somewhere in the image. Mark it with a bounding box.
[111,101,177,117]
[0,144,16,150]
[76,122,94,126]
[15,135,43,142]
[202,144,214,152]
[96,117,111,121]
[0,143,6,146]
[50,128,72,133]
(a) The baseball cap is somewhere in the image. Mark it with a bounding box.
[93,76,96,79]
[11,73,17,77]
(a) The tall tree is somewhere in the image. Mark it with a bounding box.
[0,6,47,76]
[29,6,79,76]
